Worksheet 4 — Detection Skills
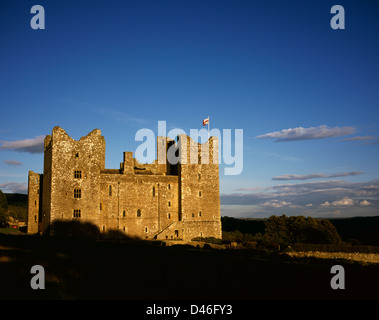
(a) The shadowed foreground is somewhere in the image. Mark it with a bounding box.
[0,227,378,300]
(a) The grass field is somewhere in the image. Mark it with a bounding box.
[0,227,25,235]
[1,232,379,300]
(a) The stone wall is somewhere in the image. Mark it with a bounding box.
[27,127,222,241]
[27,171,41,234]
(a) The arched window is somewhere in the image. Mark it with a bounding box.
[109,185,112,196]
[123,210,126,218]
[137,209,141,217]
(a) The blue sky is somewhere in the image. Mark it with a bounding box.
[1,0,379,218]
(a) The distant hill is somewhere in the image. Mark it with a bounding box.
[5,193,27,208]
[221,215,379,246]
[328,216,379,246]
[4,193,27,222]
[3,194,378,245]
[221,216,265,235]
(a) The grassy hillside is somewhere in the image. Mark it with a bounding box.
[0,233,378,300]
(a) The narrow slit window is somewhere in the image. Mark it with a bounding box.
[137,209,141,217]
[123,210,126,217]
[109,185,112,196]
[153,186,155,197]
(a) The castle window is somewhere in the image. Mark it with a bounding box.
[168,184,171,190]
[192,213,195,218]
[35,200,37,206]
[198,173,201,181]
[109,185,112,196]
[123,226,126,231]
[100,203,102,210]
[199,191,202,197]
[168,213,171,219]
[168,201,171,207]
[199,211,202,217]
[74,189,81,198]
[145,228,148,233]
[74,170,82,179]
[137,209,141,217]
[34,215,37,222]
[153,186,156,197]
[73,209,81,218]
[75,152,79,158]
[123,210,126,218]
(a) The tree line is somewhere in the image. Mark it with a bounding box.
[222,215,341,246]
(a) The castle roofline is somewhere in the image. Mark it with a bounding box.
[51,126,102,142]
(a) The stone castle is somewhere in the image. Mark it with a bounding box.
[27,126,222,240]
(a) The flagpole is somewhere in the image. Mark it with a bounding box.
[208,115,210,139]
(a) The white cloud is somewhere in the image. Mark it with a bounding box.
[321,198,354,207]
[272,171,364,181]
[256,125,356,142]
[3,160,23,166]
[0,182,27,194]
[360,200,371,206]
[261,200,293,208]
[342,136,375,141]
[331,198,354,206]
[0,135,45,154]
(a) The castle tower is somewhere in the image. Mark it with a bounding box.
[27,171,42,234]
[41,126,105,234]
[177,134,222,239]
